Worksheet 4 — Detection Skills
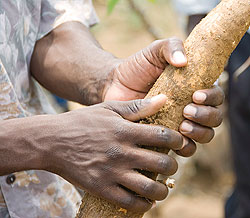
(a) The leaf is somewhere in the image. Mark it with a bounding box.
[147,0,156,3]
[107,0,120,15]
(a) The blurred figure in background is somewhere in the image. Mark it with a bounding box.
[172,1,250,218]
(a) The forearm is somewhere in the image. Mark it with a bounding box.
[0,116,52,176]
[31,21,120,105]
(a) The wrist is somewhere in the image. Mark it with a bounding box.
[28,114,66,174]
[101,57,122,102]
[0,116,52,175]
[77,54,122,105]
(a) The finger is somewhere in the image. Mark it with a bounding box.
[183,103,223,127]
[105,94,167,121]
[160,37,187,67]
[103,185,153,213]
[131,123,183,150]
[119,171,168,201]
[175,137,197,157]
[179,120,215,143]
[130,148,178,176]
[193,85,225,106]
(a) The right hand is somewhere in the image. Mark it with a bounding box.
[46,94,183,213]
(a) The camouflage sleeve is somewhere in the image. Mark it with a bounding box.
[37,0,99,40]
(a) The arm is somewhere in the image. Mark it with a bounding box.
[26,20,224,212]
[31,21,118,105]
[0,89,223,212]
[31,20,223,154]
[0,115,51,176]
[0,96,182,212]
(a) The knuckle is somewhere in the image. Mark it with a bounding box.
[128,99,143,114]
[158,186,169,200]
[198,106,210,120]
[114,121,133,140]
[152,39,163,45]
[159,128,182,149]
[159,127,171,141]
[172,134,184,150]
[204,107,223,127]
[198,128,215,143]
[157,39,170,47]
[154,38,182,49]
[197,106,219,127]
[218,91,225,105]
[214,109,223,127]
[153,183,168,200]
[215,85,224,98]
[149,40,163,50]
[142,181,156,195]
[100,102,112,110]
[208,86,225,106]
[137,201,152,213]
[168,37,184,49]
[178,140,197,157]
[207,128,215,142]
[158,156,178,175]
[119,195,134,209]
[105,145,123,160]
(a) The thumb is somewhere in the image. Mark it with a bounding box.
[108,94,167,121]
[152,38,187,68]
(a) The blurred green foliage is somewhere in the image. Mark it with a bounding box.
[107,0,156,14]
[107,0,119,14]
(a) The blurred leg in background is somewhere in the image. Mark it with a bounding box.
[172,1,250,217]
[226,33,250,218]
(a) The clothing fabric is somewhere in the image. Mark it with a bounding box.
[226,33,250,218]
[0,0,98,217]
[172,0,250,34]
[173,1,250,217]
[172,0,220,15]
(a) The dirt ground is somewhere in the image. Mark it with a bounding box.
[69,1,235,217]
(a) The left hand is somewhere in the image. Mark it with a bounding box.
[103,38,187,101]
[177,85,224,157]
[103,38,224,157]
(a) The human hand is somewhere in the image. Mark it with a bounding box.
[176,85,224,157]
[48,95,184,213]
[103,38,187,101]
[103,38,224,157]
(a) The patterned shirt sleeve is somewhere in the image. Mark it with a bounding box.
[37,0,99,40]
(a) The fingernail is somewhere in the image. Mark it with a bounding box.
[172,51,187,65]
[182,137,189,149]
[184,105,197,117]
[180,122,193,133]
[151,94,166,102]
[193,92,207,103]
[152,201,156,208]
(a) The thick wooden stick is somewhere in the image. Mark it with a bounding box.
[76,0,250,217]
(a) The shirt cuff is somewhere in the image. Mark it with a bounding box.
[37,0,99,40]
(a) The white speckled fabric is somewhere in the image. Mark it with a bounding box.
[172,0,250,34]
[172,0,220,15]
[0,1,98,217]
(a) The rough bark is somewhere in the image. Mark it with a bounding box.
[76,0,250,217]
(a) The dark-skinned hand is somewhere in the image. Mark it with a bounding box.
[47,85,223,213]
[103,38,224,157]
[49,95,181,213]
